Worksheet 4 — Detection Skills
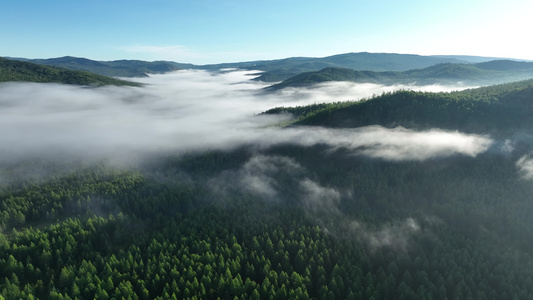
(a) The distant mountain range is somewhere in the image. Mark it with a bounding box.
[0,57,140,86]
[3,52,532,87]
[8,52,530,82]
[267,60,533,90]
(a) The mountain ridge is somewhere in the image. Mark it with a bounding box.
[8,52,531,80]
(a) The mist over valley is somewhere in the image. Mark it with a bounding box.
[0,68,490,164]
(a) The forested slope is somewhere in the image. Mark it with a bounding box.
[0,58,141,86]
[2,80,533,299]
[267,79,533,136]
[12,56,195,78]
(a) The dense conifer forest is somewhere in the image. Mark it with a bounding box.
[2,78,533,299]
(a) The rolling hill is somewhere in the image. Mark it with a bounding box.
[266,60,533,90]
[0,57,141,86]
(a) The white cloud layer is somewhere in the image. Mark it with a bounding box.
[0,70,491,165]
[275,81,473,105]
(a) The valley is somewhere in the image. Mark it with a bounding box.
[1,53,533,299]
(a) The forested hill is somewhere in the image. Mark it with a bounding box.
[11,56,194,78]
[265,79,533,136]
[0,57,141,86]
[267,60,533,90]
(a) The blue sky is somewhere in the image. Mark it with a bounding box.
[1,0,532,64]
